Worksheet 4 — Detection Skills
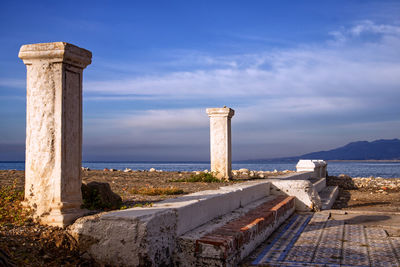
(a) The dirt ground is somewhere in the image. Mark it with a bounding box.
[1,170,399,266]
[332,187,400,212]
[0,169,249,205]
[0,169,254,266]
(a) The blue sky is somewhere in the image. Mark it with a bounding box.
[1,1,400,161]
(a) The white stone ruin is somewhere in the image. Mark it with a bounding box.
[296,159,327,178]
[19,42,92,227]
[17,41,329,234]
[206,107,235,180]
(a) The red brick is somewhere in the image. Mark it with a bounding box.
[195,196,295,258]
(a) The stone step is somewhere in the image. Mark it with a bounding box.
[171,180,271,235]
[175,195,296,267]
[319,185,339,210]
[312,177,326,193]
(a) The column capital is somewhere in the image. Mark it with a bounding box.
[19,42,92,69]
[206,107,235,118]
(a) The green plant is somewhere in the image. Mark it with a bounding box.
[81,188,106,210]
[81,187,122,210]
[171,172,222,183]
[0,180,31,226]
[133,202,153,208]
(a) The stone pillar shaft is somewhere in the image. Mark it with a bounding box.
[206,108,235,179]
[19,42,91,227]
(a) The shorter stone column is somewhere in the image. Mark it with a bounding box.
[296,159,327,178]
[206,107,235,180]
[316,160,327,178]
[19,42,92,227]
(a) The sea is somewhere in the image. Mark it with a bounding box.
[1,161,400,178]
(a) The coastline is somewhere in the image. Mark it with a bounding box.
[2,161,400,178]
[327,159,400,162]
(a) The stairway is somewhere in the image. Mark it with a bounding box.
[311,177,339,210]
[68,172,337,266]
[175,195,295,266]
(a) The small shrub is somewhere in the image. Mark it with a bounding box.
[81,188,106,210]
[133,202,153,208]
[81,182,122,210]
[130,187,184,196]
[171,172,222,183]
[0,180,31,226]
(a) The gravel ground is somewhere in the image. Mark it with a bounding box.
[327,175,400,212]
[0,169,280,266]
[1,170,399,266]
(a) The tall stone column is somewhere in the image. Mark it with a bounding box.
[206,107,235,180]
[19,42,92,227]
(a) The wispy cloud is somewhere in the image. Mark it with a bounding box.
[86,21,400,100]
[117,108,208,130]
[0,78,25,89]
[84,108,209,146]
[83,21,400,158]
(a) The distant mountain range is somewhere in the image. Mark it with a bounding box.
[299,139,400,160]
[241,139,400,162]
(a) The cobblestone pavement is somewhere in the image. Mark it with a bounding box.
[246,213,400,267]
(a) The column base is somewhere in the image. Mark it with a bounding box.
[212,171,231,180]
[40,208,87,228]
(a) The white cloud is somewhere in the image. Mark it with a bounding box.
[85,21,400,104]
[350,20,400,36]
[83,21,400,158]
[0,78,25,89]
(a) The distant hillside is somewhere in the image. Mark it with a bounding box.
[238,139,400,163]
[299,139,400,160]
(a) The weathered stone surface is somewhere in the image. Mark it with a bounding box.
[68,209,177,266]
[67,172,325,266]
[296,159,327,178]
[19,42,91,227]
[206,107,235,180]
[269,179,322,211]
[68,179,273,266]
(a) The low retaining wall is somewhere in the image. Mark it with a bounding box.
[67,172,315,266]
[67,180,272,266]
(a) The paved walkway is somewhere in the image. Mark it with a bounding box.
[245,212,400,266]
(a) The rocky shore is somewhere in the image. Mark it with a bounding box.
[327,174,400,212]
[327,174,400,190]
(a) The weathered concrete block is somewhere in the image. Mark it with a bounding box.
[296,159,327,178]
[269,179,322,211]
[68,208,177,266]
[68,180,271,265]
[173,180,270,235]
